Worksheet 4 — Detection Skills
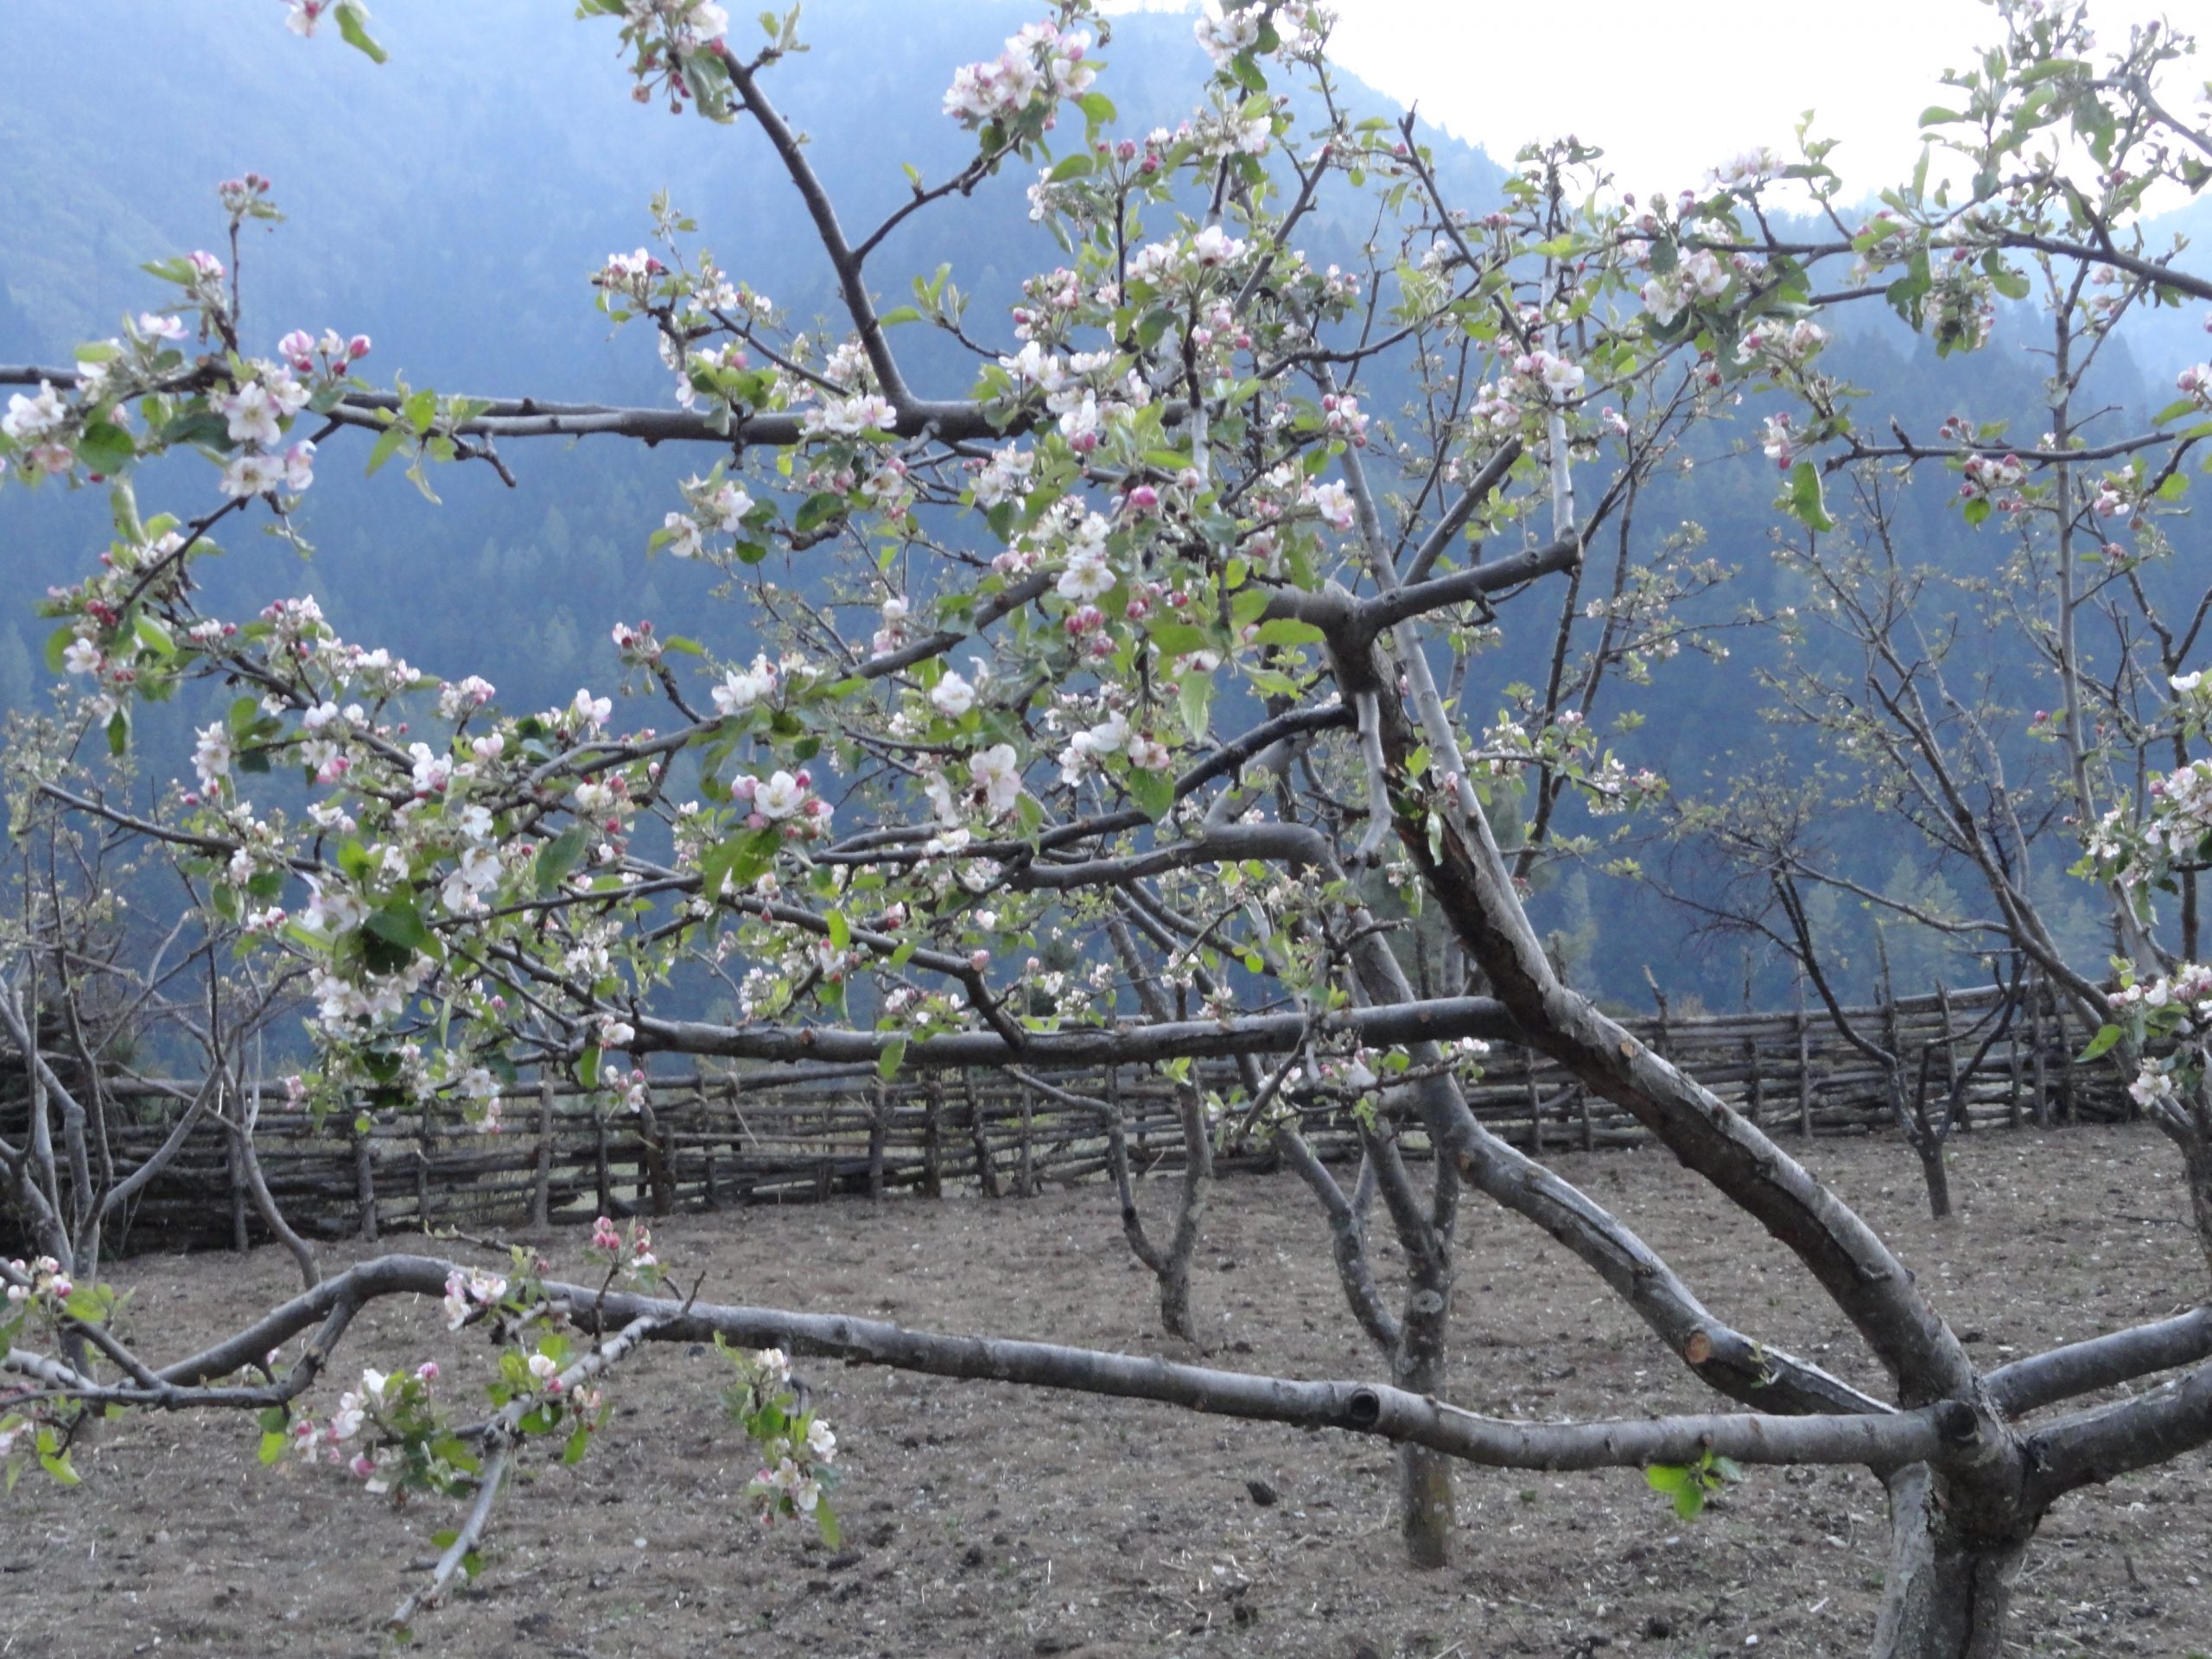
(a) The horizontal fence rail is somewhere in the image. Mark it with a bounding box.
[2,976,2127,1255]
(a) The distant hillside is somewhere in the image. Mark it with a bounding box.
[0,2,2196,1013]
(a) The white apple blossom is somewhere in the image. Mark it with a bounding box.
[1128,734,1173,772]
[2,381,67,444]
[1306,479,1356,531]
[931,671,978,718]
[703,481,752,531]
[192,723,233,791]
[1194,3,1263,66]
[1057,544,1116,601]
[219,451,285,498]
[752,771,807,819]
[219,381,284,447]
[800,392,897,437]
[970,744,1023,819]
[713,655,778,715]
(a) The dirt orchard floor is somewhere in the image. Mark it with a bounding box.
[5,1122,2211,1659]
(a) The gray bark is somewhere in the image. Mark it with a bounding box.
[1872,1465,2031,1659]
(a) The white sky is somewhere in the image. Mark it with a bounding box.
[1107,0,2173,203]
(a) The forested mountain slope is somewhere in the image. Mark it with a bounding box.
[0,1,2196,1010]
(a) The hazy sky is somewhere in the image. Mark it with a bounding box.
[1108,0,2170,201]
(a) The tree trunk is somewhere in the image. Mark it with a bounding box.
[1394,1284,1454,1569]
[2177,1130,2212,1283]
[1872,1465,2031,1659]
[1915,1138,1953,1222]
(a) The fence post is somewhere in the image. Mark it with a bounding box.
[923,1077,944,1198]
[2030,975,2051,1129]
[1795,974,1813,1137]
[1017,1081,1036,1198]
[1936,982,1965,1133]
[226,1111,250,1253]
[868,1080,889,1201]
[2056,980,2078,1123]
[594,1108,612,1216]
[2005,966,2024,1128]
[1522,1047,1545,1154]
[355,1133,378,1243]
[1743,1036,1763,1126]
[698,1080,721,1211]
[963,1068,999,1198]
[531,1076,554,1230]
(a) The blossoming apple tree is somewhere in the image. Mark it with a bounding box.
[1664,0,2212,1242]
[6,2,2212,1653]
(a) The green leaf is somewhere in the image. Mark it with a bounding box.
[2079,1023,2123,1062]
[336,2,390,62]
[1178,672,1213,742]
[876,305,924,327]
[877,1038,907,1080]
[1147,620,1211,656]
[75,421,135,475]
[109,480,145,543]
[43,626,78,675]
[1643,1464,1704,1518]
[365,899,435,957]
[1252,618,1325,648]
[259,1430,289,1465]
[1046,152,1094,183]
[794,491,846,534]
[1127,766,1176,822]
[365,424,408,477]
[536,825,589,894]
[1788,461,1836,533]
[826,910,851,950]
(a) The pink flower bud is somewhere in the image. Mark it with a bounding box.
[347,335,372,360]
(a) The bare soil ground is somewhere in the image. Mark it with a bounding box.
[5,1122,2210,1659]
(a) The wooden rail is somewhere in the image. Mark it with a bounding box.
[2,978,2127,1254]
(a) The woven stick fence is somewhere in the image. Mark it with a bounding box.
[4,976,2126,1255]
